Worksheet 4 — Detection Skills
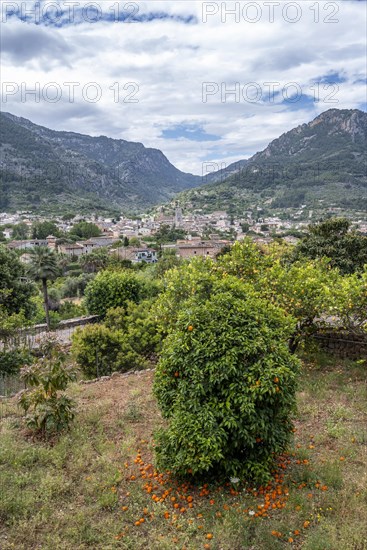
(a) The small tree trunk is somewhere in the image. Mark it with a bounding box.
[42,278,50,331]
[288,334,299,354]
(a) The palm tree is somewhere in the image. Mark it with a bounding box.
[80,249,109,273]
[28,247,60,331]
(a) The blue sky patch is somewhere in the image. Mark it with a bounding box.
[161,124,221,142]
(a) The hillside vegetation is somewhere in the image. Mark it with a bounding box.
[0,112,200,214]
[178,109,367,216]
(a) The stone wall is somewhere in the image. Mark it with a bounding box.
[312,330,367,359]
[28,315,100,333]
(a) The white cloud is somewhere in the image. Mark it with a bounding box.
[1,0,366,173]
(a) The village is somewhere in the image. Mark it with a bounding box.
[2,207,367,263]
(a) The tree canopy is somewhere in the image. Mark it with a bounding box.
[0,245,35,318]
[70,222,101,239]
[291,218,367,274]
[32,221,61,240]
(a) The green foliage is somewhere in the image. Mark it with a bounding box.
[58,301,87,320]
[84,270,144,317]
[154,224,186,244]
[128,236,141,247]
[0,348,33,376]
[72,322,146,378]
[105,299,162,358]
[0,245,36,318]
[292,218,367,274]
[332,266,367,333]
[18,345,77,437]
[27,247,60,283]
[218,240,341,351]
[72,324,126,378]
[154,249,182,278]
[61,273,95,298]
[154,281,300,483]
[73,298,161,379]
[31,221,60,240]
[12,222,29,240]
[80,248,109,273]
[70,222,101,239]
[27,247,61,330]
[0,308,30,343]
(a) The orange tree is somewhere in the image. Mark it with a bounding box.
[217,240,341,352]
[154,269,300,483]
[332,266,367,333]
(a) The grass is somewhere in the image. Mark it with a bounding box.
[0,357,367,549]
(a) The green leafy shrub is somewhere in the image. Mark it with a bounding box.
[72,324,126,378]
[105,299,162,358]
[57,300,87,320]
[71,323,147,378]
[84,270,143,317]
[332,266,367,333]
[154,280,300,484]
[18,348,77,437]
[0,349,33,376]
[62,273,95,298]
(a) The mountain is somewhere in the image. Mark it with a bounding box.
[0,112,200,214]
[202,159,248,185]
[1,109,366,216]
[177,109,367,215]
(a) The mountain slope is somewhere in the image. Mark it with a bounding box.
[0,112,200,213]
[178,109,367,215]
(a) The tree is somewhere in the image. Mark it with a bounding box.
[332,266,367,334]
[291,217,367,274]
[154,277,299,483]
[32,221,60,240]
[19,342,77,437]
[0,245,35,318]
[154,249,182,278]
[129,236,141,247]
[154,224,186,244]
[27,247,60,331]
[218,239,340,352]
[84,270,144,317]
[12,222,29,240]
[70,222,101,239]
[80,248,109,273]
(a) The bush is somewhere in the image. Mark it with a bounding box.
[332,266,367,333]
[153,281,300,484]
[18,348,77,437]
[72,324,125,378]
[62,273,95,298]
[72,323,147,378]
[105,299,162,358]
[84,270,143,317]
[0,349,33,376]
[58,301,87,320]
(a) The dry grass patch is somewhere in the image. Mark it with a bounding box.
[0,357,366,549]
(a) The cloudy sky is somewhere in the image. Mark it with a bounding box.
[1,0,366,174]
